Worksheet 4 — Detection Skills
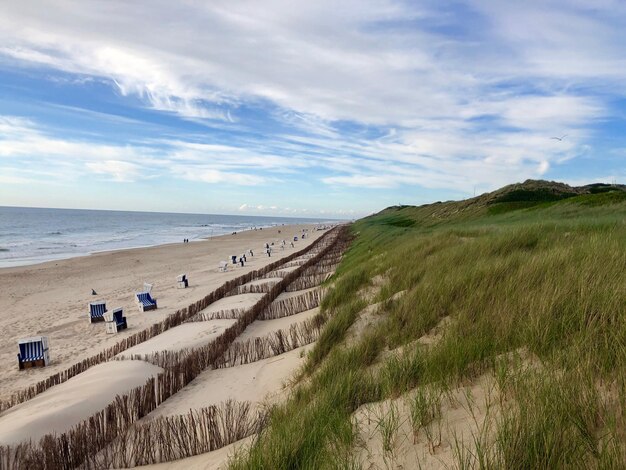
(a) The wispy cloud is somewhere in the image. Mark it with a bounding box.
[0,0,624,212]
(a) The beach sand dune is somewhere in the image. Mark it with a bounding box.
[192,293,265,320]
[239,277,282,288]
[0,360,163,445]
[117,320,237,358]
[148,346,311,418]
[0,225,322,402]
[274,286,319,301]
[132,436,255,470]
[235,307,321,343]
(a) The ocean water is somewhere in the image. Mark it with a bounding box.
[0,206,332,268]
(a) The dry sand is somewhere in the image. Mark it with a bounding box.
[239,277,282,288]
[234,307,321,343]
[267,265,300,277]
[0,225,323,401]
[274,286,319,301]
[135,435,255,470]
[148,345,311,418]
[117,320,237,358]
[0,360,163,445]
[193,293,265,320]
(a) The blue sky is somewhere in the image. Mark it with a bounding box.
[0,0,624,219]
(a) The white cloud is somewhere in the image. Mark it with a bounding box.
[85,160,142,182]
[0,1,624,202]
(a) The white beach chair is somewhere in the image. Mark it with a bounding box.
[177,273,188,288]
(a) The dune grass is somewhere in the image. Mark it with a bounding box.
[230,190,626,469]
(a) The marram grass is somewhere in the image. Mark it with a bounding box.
[230,190,626,469]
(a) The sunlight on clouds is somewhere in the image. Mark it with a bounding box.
[0,0,624,209]
[85,160,142,183]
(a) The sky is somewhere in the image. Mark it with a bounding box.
[0,1,625,219]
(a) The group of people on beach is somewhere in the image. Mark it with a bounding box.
[183,238,189,243]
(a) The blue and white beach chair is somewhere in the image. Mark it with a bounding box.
[88,300,107,323]
[17,336,50,370]
[105,307,128,334]
[136,291,157,312]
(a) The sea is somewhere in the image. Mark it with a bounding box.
[0,206,334,268]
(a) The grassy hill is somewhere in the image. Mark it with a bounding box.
[231,181,626,469]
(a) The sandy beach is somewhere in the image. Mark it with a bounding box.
[0,224,322,402]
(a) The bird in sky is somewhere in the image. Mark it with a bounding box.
[550,134,568,141]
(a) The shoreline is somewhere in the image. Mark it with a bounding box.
[0,224,310,270]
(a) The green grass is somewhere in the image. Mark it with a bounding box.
[230,187,626,469]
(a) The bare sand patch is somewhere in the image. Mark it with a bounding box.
[235,308,321,343]
[148,346,311,418]
[192,293,266,320]
[133,435,254,470]
[0,360,163,445]
[274,286,319,301]
[241,277,282,288]
[117,320,237,358]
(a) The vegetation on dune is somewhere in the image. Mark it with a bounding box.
[231,181,626,469]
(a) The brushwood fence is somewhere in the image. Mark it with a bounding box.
[0,226,349,469]
[215,313,326,368]
[260,288,327,320]
[95,400,266,468]
[285,273,333,292]
[226,278,282,296]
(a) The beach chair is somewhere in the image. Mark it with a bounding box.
[177,273,188,288]
[17,336,50,370]
[88,300,107,323]
[219,261,228,272]
[136,291,157,312]
[104,308,127,334]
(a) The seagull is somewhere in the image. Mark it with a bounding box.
[551,134,568,141]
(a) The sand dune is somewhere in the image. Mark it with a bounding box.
[134,436,255,470]
[0,360,163,445]
[274,286,319,301]
[241,277,282,288]
[235,307,320,343]
[148,346,311,418]
[117,320,237,358]
[192,293,265,320]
